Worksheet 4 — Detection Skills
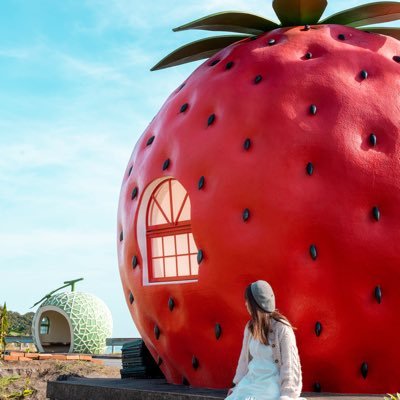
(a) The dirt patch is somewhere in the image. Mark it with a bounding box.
[0,359,120,399]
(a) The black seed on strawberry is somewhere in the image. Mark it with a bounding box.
[254,75,262,84]
[128,165,133,176]
[393,56,400,63]
[198,176,205,190]
[182,377,190,386]
[178,83,185,91]
[306,162,314,176]
[305,52,312,59]
[132,256,138,269]
[360,70,368,79]
[310,104,317,115]
[129,292,134,304]
[225,61,234,70]
[192,356,199,370]
[249,36,257,41]
[210,59,220,66]
[162,159,170,170]
[197,249,204,264]
[131,187,138,200]
[361,362,368,379]
[215,323,222,340]
[304,25,311,31]
[119,231,123,242]
[338,34,346,40]
[154,324,160,340]
[244,138,252,150]
[146,136,155,146]
[313,382,322,392]
[310,244,318,260]
[315,321,322,336]
[208,114,216,126]
[242,208,250,222]
[168,297,175,311]
[268,39,276,46]
[374,286,382,304]
[369,133,377,146]
[372,206,380,221]
[180,103,189,113]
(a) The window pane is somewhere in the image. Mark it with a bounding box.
[163,235,175,256]
[177,255,190,276]
[149,200,169,226]
[155,182,172,222]
[40,317,50,335]
[165,257,177,277]
[177,197,191,222]
[171,180,187,222]
[176,234,188,255]
[189,233,197,253]
[190,255,199,275]
[151,237,163,257]
[153,258,164,278]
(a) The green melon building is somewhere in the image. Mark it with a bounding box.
[32,292,112,354]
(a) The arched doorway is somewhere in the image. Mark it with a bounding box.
[34,306,72,353]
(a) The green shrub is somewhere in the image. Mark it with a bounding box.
[384,393,400,400]
[0,303,9,354]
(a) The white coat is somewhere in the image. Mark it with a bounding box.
[232,318,305,400]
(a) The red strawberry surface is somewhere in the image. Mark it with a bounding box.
[117,24,400,393]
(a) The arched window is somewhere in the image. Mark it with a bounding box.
[146,178,198,283]
[40,316,50,335]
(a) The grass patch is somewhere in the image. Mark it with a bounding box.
[385,394,400,400]
[0,376,36,399]
[0,376,21,390]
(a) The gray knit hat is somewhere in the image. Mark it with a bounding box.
[250,280,275,312]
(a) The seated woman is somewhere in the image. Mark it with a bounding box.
[226,280,306,400]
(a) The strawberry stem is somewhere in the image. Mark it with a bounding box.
[272,0,328,25]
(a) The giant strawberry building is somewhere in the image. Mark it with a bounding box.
[117,0,400,394]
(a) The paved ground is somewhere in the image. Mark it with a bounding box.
[47,377,386,400]
[94,356,122,369]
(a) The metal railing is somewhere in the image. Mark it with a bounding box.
[4,336,137,353]
[4,336,34,351]
[106,338,138,353]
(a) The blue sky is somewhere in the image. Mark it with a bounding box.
[0,0,398,338]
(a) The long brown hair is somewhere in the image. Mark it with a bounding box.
[245,284,296,346]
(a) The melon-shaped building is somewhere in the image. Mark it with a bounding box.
[32,292,112,354]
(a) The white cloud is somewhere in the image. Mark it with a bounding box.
[0,48,33,59]
[59,53,133,85]
[0,230,112,258]
[0,129,128,171]
[81,0,275,35]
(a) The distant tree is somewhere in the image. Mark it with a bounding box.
[0,305,33,335]
[0,302,9,354]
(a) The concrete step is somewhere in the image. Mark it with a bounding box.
[46,378,385,400]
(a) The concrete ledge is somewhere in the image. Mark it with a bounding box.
[46,378,384,400]
[47,378,226,400]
